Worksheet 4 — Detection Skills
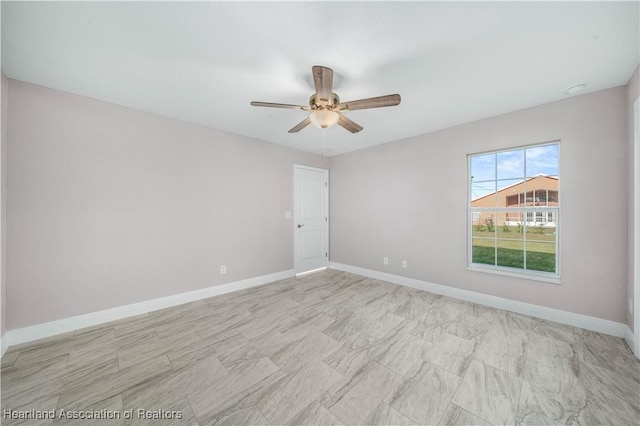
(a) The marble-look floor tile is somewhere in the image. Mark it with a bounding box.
[1,350,22,370]
[452,360,522,425]
[1,355,70,408]
[122,355,229,419]
[579,360,640,418]
[278,309,335,340]
[237,310,297,340]
[365,402,417,426]
[392,290,440,321]
[413,298,471,342]
[167,328,238,370]
[322,332,384,376]
[213,333,263,370]
[153,315,197,340]
[57,355,173,411]
[523,332,580,380]
[205,405,269,426]
[323,360,403,425]
[188,359,285,425]
[3,269,639,426]
[422,332,476,376]
[56,358,121,399]
[178,299,233,323]
[358,311,407,340]
[516,368,587,426]
[256,360,342,425]
[117,332,166,370]
[576,330,640,384]
[114,309,183,339]
[66,334,118,371]
[445,304,500,343]
[11,335,77,370]
[193,310,254,339]
[390,362,461,425]
[186,357,280,422]
[160,326,205,358]
[531,318,578,344]
[286,399,344,425]
[111,314,152,337]
[249,296,300,318]
[475,327,528,377]
[321,313,362,343]
[73,322,115,336]
[369,333,425,376]
[269,330,340,373]
[439,403,492,426]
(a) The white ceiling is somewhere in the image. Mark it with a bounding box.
[2,2,638,156]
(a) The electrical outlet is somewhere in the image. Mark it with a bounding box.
[402,260,408,268]
[383,257,389,265]
[220,265,227,274]
[629,298,633,314]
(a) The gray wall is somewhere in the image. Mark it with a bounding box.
[1,72,7,337]
[330,86,629,324]
[628,65,639,331]
[6,79,328,330]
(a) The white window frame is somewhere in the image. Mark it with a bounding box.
[467,141,560,284]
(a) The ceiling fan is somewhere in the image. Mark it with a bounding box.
[250,66,401,134]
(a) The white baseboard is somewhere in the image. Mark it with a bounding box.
[1,269,294,354]
[330,262,630,339]
[625,325,635,353]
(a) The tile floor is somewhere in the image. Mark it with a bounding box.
[1,269,639,425]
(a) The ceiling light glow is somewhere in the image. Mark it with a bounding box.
[309,109,339,129]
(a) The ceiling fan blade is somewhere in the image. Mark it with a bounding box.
[337,94,401,111]
[337,113,363,133]
[251,101,309,111]
[312,66,334,106]
[288,117,312,133]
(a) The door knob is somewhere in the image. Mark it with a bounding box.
[297,224,305,228]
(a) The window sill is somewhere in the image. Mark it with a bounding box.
[467,265,561,285]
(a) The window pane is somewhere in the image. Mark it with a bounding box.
[472,212,497,236]
[470,153,495,182]
[525,222,557,273]
[472,238,495,266]
[527,221,556,242]
[526,144,559,177]
[496,211,524,239]
[497,179,525,208]
[471,182,496,206]
[497,239,524,269]
[497,149,524,180]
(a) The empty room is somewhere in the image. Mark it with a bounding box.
[1,2,639,425]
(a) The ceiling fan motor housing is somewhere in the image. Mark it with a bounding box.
[309,93,340,109]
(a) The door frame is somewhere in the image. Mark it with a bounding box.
[293,164,329,275]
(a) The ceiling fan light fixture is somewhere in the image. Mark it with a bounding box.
[251,65,400,133]
[309,109,339,129]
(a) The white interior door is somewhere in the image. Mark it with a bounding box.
[294,165,328,274]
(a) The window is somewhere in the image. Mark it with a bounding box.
[469,142,559,281]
